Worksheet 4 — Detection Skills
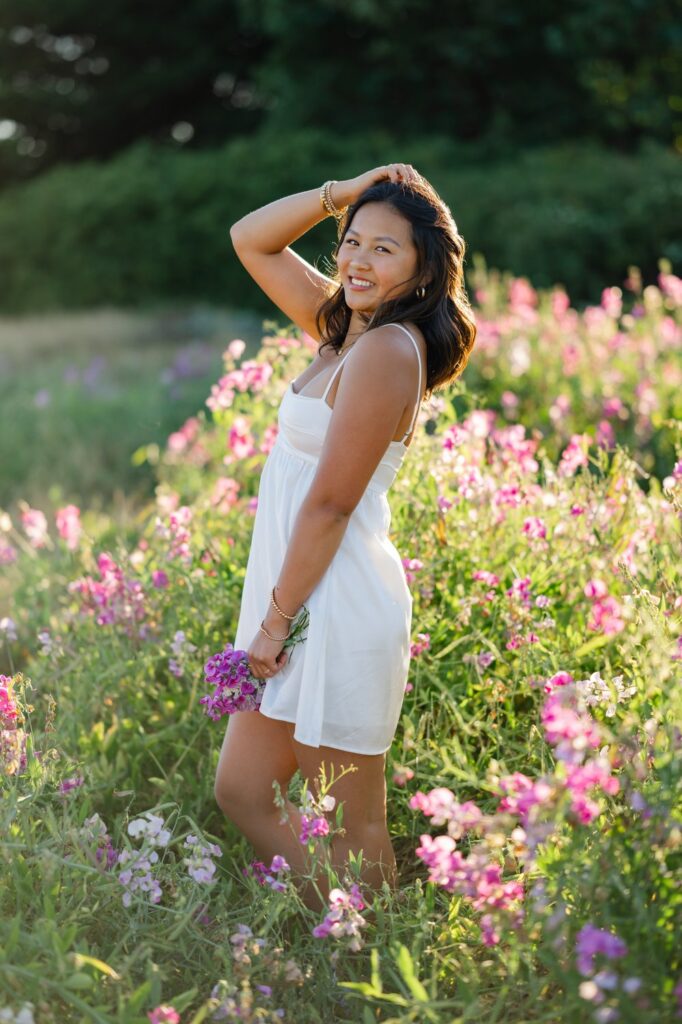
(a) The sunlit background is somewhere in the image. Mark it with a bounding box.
[0,1,680,512]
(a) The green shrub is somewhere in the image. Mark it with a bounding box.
[0,130,679,312]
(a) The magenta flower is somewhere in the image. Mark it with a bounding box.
[497,773,554,825]
[242,854,290,892]
[0,675,19,726]
[68,552,147,634]
[587,596,626,636]
[541,687,602,763]
[299,815,330,843]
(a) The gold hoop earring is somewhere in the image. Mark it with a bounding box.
[416,285,426,299]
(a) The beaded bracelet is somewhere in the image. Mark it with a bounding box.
[271,585,297,621]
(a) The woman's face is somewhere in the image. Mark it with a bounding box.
[337,202,421,314]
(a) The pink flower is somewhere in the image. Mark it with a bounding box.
[600,286,622,319]
[584,578,608,600]
[155,506,193,564]
[587,596,626,636]
[167,416,200,453]
[402,557,424,586]
[55,504,82,550]
[497,773,554,825]
[410,633,430,657]
[21,507,49,549]
[227,416,257,460]
[393,766,415,787]
[557,434,590,477]
[152,569,169,589]
[68,552,147,633]
[147,1006,180,1024]
[543,670,573,694]
[210,476,240,512]
[509,277,538,312]
[522,516,547,540]
[541,688,602,763]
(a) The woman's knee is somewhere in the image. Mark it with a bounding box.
[213,712,298,820]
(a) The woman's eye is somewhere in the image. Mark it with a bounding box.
[345,239,390,253]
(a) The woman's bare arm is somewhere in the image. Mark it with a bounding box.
[230,182,356,255]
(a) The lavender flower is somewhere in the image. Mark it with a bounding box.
[183,834,222,883]
[576,923,628,976]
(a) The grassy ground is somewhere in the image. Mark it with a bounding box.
[0,306,265,515]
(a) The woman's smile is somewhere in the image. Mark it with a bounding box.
[347,275,375,291]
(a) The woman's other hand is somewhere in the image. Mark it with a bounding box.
[337,163,421,206]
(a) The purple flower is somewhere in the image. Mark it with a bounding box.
[200,643,265,718]
[575,923,628,976]
[299,814,330,843]
[59,775,85,795]
[312,884,368,952]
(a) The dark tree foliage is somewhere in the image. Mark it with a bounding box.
[0,0,679,187]
[0,0,270,184]
[238,0,681,148]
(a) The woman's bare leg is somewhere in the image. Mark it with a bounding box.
[214,712,396,910]
[288,729,398,899]
[214,710,312,880]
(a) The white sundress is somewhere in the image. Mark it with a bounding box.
[231,322,424,755]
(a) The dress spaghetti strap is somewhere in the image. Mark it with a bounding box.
[320,348,353,401]
[386,323,423,442]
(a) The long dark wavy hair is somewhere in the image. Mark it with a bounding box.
[314,177,477,399]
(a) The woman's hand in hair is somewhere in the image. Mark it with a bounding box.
[336,164,421,206]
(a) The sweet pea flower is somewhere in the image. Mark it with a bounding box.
[147,1006,180,1024]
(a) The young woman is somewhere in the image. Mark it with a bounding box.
[214,163,477,906]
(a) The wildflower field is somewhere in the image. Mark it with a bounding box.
[1,260,681,1024]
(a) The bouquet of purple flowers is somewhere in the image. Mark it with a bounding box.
[200,605,310,720]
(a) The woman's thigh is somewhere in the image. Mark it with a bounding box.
[214,711,299,815]
[288,730,388,831]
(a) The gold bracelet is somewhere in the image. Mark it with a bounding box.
[259,619,289,642]
[320,180,346,219]
[270,589,296,618]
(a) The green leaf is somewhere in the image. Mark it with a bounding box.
[573,633,612,658]
[370,947,383,994]
[395,944,428,1002]
[63,972,94,990]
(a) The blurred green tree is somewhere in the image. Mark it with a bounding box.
[0,0,269,185]
[0,0,679,188]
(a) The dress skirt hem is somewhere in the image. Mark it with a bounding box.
[257,706,394,756]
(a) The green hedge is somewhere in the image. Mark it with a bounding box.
[0,128,680,312]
